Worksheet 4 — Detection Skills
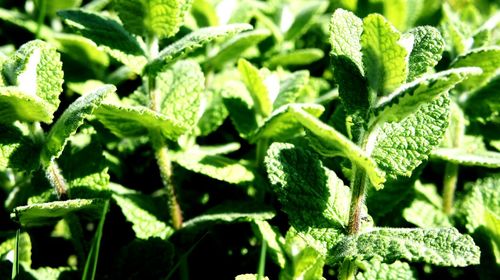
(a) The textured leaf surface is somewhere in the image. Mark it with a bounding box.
[374,67,481,124]
[58,10,147,73]
[361,14,411,96]
[112,189,174,240]
[41,85,115,165]
[332,227,480,266]
[329,9,363,73]
[294,109,385,188]
[156,60,204,131]
[266,49,324,68]
[432,148,500,168]
[407,26,445,81]
[95,103,186,139]
[273,70,310,109]
[265,143,351,255]
[451,47,500,91]
[147,23,252,74]
[250,103,324,142]
[114,0,192,38]
[183,202,275,229]
[372,96,449,179]
[171,149,255,184]
[0,87,53,124]
[205,29,270,69]
[12,199,106,227]
[238,59,272,117]
[355,256,416,280]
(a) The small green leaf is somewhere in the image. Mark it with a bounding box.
[273,70,310,109]
[253,220,286,268]
[95,103,186,139]
[222,81,259,138]
[293,109,385,189]
[182,202,275,230]
[284,1,327,41]
[156,60,204,131]
[403,183,452,228]
[41,85,115,165]
[238,59,273,117]
[250,103,324,142]
[0,87,54,123]
[11,199,106,227]
[432,148,500,168]
[111,189,174,239]
[451,47,500,91]
[281,228,325,280]
[332,227,480,266]
[407,26,445,81]
[171,149,255,185]
[58,9,147,73]
[440,3,471,57]
[146,23,252,74]
[0,124,39,171]
[205,29,271,69]
[114,0,193,39]
[196,89,228,136]
[355,256,416,280]
[329,9,364,73]
[372,96,450,179]
[361,14,411,96]
[373,67,481,124]
[266,49,324,68]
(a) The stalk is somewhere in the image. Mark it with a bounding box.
[347,166,367,235]
[45,160,68,199]
[145,35,183,230]
[442,163,459,214]
[35,0,47,38]
[255,138,269,168]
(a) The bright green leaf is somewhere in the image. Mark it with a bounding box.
[407,26,445,81]
[253,220,286,268]
[196,89,228,136]
[235,274,269,280]
[273,70,310,109]
[355,256,416,280]
[238,59,273,117]
[41,85,115,165]
[329,9,364,73]
[451,47,500,91]
[0,87,54,124]
[361,14,411,96]
[266,49,324,68]
[284,1,328,41]
[382,0,423,31]
[403,183,452,228]
[432,148,500,168]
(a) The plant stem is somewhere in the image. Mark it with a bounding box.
[339,258,357,280]
[45,160,68,199]
[150,130,183,230]
[35,0,47,38]
[255,138,269,168]
[442,162,459,214]
[256,239,267,280]
[347,166,367,235]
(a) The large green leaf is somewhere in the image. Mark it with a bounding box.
[114,0,193,39]
[371,96,450,179]
[329,9,364,73]
[361,14,411,96]
[382,0,423,31]
[58,9,147,73]
[238,59,273,117]
[250,103,324,142]
[451,47,500,91]
[407,26,445,81]
[11,199,106,227]
[355,256,416,280]
[146,23,252,74]
[94,103,186,140]
[332,227,480,266]
[41,85,115,165]
[156,60,204,131]
[373,67,481,124]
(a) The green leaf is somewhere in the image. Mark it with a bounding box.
[146,23,252,74]
[0,87,54,124]
[440,3,471,57]
[250,103,324,142]
[465,74,500,123]
[372,95,450,179]
[273,71,310,109]
[238,59,273,117]
[0,233,31,266]
[235,274,269,280]
[329,9,364,73]
[20,265,73,280]
[355,256,416,280]
[95,103,186,139]
[41,85,115,165]
[0,123,39,171]
[293,109,385,189]
[332,227,480,266]
[373,67,481,124]
[266,49,324,68]
[114,0,193,39]
[483,209,500,265]
[361,14,411,96]
[455,175,500,233]
[382,0,423,31]
[58,9,147,74]
[284,1,327,41]
[265,143,352,255]
[403,182,452,228]
[253,220,286,268]
[407,26,445,81]
[11,199,106,227]
[205,29,271,69]
[432,148,500,168]
[171,148,255,185]
[222,81,259,138]
[196,89,228,136]
[111,189,174,239]
[182,202,275,230]
[451,47,500,91]
[156,60,204,131]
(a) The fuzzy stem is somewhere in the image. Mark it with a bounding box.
[339,258,357,280]
[442,163,459,214]
[347,166,367,235]
[45,160,68,200]
[150,130,183,230]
